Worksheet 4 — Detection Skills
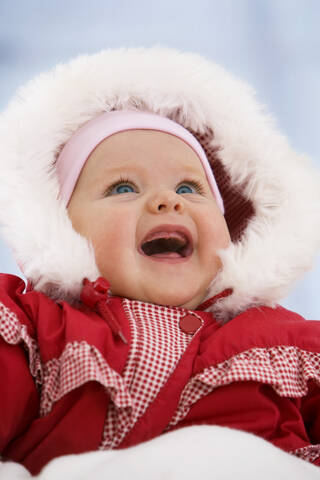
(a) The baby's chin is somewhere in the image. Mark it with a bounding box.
[108,276,209,310]
[127,288,206,310]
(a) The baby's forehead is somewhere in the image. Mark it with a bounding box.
[85,129,207,176]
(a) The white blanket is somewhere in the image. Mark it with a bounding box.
[1,426,319,480]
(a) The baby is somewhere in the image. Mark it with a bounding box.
[65,111,230,311]
[0,47,320,479]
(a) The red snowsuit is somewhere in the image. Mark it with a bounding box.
[1,273,320,474]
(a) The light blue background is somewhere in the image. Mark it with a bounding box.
[0,0,319,318]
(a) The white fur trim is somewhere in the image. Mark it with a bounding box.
[0,47,319,319]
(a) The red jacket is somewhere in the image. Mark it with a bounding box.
[1,273,320,474]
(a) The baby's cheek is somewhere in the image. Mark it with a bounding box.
[198,219,229,274]
[206,210,231,248]
[214,223,231,251]
[92,216,134,266]
[199,219,224,249]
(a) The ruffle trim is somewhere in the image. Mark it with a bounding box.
[40,340,132,417]
[291,444,320,464]
[0,301,42,386]
[168,345,320,428]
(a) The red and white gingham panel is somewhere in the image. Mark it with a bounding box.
[168,346,320,429]
[40,341,132,417]
[292,444,320,464]
[100,299,203,449]
[0,301,42,385]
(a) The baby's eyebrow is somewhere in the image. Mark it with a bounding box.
[178,166,207,176]
[100,162,206,180]
[101,164,143,175]
[102,164,131,173]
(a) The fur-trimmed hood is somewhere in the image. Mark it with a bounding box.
[0,47,319,321]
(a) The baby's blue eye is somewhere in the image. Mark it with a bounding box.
[176,184,194,194]
[111,183,135,195]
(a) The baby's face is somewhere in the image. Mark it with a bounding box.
[67,130,231,309]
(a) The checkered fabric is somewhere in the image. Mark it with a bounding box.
[40,341,132,417]
[167,345,320,429]
[292,444,320,463]
[0,301,42,385]
[4,296,320,463]
[100,299,203,449]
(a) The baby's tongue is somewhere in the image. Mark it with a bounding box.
[151,252,181,258]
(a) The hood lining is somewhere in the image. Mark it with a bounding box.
[189,128,255,243]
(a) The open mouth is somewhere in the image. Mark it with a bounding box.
[139,226,193,260]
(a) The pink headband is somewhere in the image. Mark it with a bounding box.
[56,110,224,213]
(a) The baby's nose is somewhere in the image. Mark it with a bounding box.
[147,190,184,214]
